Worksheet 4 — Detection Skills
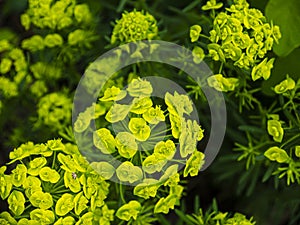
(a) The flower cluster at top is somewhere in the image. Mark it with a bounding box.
[111,10,159,44]
[74,76,205,221]
[0,139,114,225]
[21,0,93,30]
[189,0,281,93]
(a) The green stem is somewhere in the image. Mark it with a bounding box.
[119,183,126,204]
[280,133,300,149]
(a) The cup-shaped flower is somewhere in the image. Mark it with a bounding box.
[0,212,17,225]
[202,0,223,10]
[129,118,151,141]
[105,103,131,123]
[39,167,60,183]
[264,147,289,163]
[64,171,81,193]
[222,42,242,61]
[127,78,153,97]
[57,153,77,172]
[142,105,165,124]
[274,76,296,94]
[184,151,205,177]
[190,25,202,42]
[251,58,275,81]
[29,191,53,210]
[55,193,74,216]
[11,164,27,187]
[208,43,225,62]
[130,97,153,114]
[99,86,127,102]
[165,92,193,117]
[267,120,284,143]
[154,140,176,160]
[74,192,88,215]
[142,153,167,174]
[116,162,143,183]
[27,157,47,176]
[44,34,63,48]
[7,190,25,216]
[22,176,42,198]
[116,200,142,221]
[90,162,115,180]
[115,132,138,158]
[207,74,239,92]
[93,128,116,154]
[192,46,205,64]
[133,178,161,199]
[30,209,55,224]
[154,194,177,214]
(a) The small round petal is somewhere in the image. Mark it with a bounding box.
[55,193,74,216]
[267,120,284,143]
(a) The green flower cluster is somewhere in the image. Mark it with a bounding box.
[261,77,300,185]
[21,0,92,30]
[189,0,281,96]
[111,10,159,44]
[74,76,205,221]
[0,139,114,225]
[36,92,73,132]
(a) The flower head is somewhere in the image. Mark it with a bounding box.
[111,10,158,44]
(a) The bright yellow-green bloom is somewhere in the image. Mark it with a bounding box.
[93,128,116,154]
[129,118,151,141]
[90,162,115,180]
[202,0,223,10]
[44,34,63,48]
[29,191,53,210]
[267,119,284,143]
[100,86,127,102]
[169,113,181,139]
[127,78,153,97]
[264,147,289,163]
[133,178,161,199]
[274,75,296,94]
[11,164,27,187]
[142,153,167,174]
[64,171,81,193]
[116,200,142,221]
[130,97,153,114]
[192,46,205,64]
[105,103,131,123]
[116,161,143,183]
[115,132,138,158]
[74,192,88,215]
[53,216,75,225]
[190,25,202,42]
[39,167,60,183]
[55,193,74,216]
[165,91,193,116]
[8,190,25,216]
[21,35,44,52]
[207,74,239,92]
[111,10,158,44]
[208,43,226,62]
[27,157,47,176]
[184,151,205,177]
[142,105,165,124]
[251,58,275,81]
[154,194,177,214]
[0,58,12,74]
[30,209,55,224]
[154,140,176,160]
